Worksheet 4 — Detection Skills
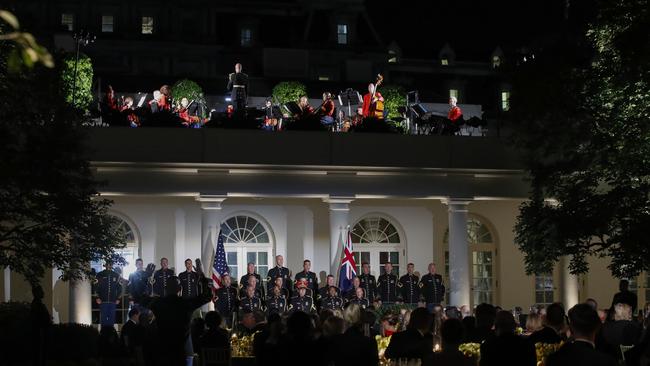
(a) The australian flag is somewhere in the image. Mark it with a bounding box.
[211,228,229,290]
[338,228,356,294]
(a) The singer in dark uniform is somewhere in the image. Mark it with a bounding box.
[419,263,445,313]
[294,259,319,297]
[95,262,122,327]
[358,262,377,304]
[377,262,399,305]
[267,255,292,292]
[239,285,263,313]
[178,258,200,299]
[227,63,249,112]
[127,258,149,306]
[398,263,420,305]
[152,257,175,297]
[214,274,238,326]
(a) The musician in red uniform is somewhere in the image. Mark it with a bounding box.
[297,96,314,117]
[362,83,384,118]
[319,92,336,126]
[101,85,120,125]
[448,96,463,122]
[158,85,172,112]
[120,96,140,127]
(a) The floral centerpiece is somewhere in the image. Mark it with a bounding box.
[230,332,258,358]
[535,342,563,366]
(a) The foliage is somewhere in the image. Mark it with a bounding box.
[0,44,126,290]
[47,323,99,360]
[271,81,307,105]
[0,10,53,72]
[172,79,207,116]
[380,84,406,120]
[60,52,94,111]
[0,302,31,363]
[512,0,650,277]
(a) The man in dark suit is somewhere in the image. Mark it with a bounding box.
[528,302,566,344]
[385,307,434,362]
[121,307,143,354]
[611,279,638,314]
[546,303,618,366]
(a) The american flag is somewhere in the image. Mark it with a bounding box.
[338,228,356,293]
[211,228,229,290]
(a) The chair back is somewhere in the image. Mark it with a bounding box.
[201,347,230,366]
[620,344,634,361]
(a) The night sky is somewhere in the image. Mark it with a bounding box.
[366,0,592,60]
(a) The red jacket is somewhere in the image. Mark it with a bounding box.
[448,106,462,122]
[362,92,383,118]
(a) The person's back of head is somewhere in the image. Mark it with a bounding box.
[525,313,543,333]
[568,303,601,341]
[619,280,629,292]
[461,316,476,332]
[475,303,497,329]
[441,318,464,348]
[128,307,140,321]
[408,307,433,334]
[544,302,565,329]
[494,311,516,336]
[165,277,180,297]
[613,303,632,321]
[322,316,346,337]
[343,303,362,328]
[204,311,222,330]
[287,311,313,339]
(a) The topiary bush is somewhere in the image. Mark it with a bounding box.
[46,323,99,361]
[380,85,406,120]
[59,52,93,111]
[0,302,32,363]
[172,79,207,116]
[272,81,307,105]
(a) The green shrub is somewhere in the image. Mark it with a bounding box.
[272,81,307,105]
[59,52,93,111]
[380,85,406,120]
[172,79,207,116]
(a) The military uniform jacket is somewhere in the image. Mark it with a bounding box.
[321,296,344,311]
[152,268,175,297]
[348,297,370,309]
[266,295,287,315]
[215,286,239,315]
[227,72,249,98]
[96,269,122,302]
[289,295,315,314]
[318,286,341,303]
[358,274,377,303]
[178,270,201,299]
[377,273,399,303]
[239,273,262,291]
[419,273,445,304]
[267,266,292,291]
[239,296,263,312]
[127,269,149,302]
[295,271,319,295]
[345,286,363,301]
[398,274,420,304]
[239,277,265,299]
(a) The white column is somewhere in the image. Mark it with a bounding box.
[174,209,187,271]
[69,276,92,324]
[3,267,10,302]
[324,197,353,276]
[197,195,227,312]
[560,256,579,309]
[446,199,471,307]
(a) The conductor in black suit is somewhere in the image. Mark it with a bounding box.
[546,303,617,366]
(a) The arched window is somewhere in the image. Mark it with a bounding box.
[351,216,403,276]
[221,215,273,286]
[444,217,497,306]
[91,215,140,279]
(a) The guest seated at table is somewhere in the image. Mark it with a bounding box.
[528,302,566,344]
[385,307,434,362]
[465,303,496,343]
[198,311,229,353]
[430,318,477,366]
[479,311,536,366]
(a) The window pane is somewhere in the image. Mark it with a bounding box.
[101,15,113,33]
[379,252,388,263]
[61,14,74,31]
[389,252,399,264]
[258,266,269,281]
[141,17,154,34]
[258,251,268,265]
[257,233,269,243]
[247,252,256,265]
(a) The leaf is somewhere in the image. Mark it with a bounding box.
[0,10,20,30]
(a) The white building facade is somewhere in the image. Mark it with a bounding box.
[2,129,639,324]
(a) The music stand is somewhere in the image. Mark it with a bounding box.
[283,101,301,116]
[338,88,362,119]
[410,103,428,118]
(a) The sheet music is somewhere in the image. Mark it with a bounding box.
[137,94,147,107]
